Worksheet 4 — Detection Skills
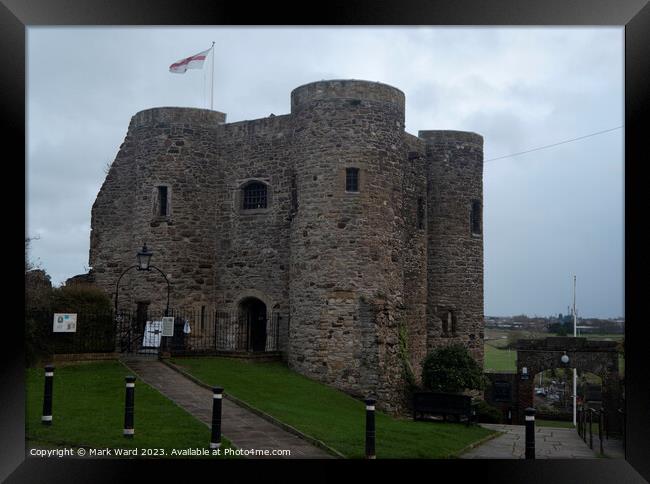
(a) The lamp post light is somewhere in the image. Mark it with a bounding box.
[114,243,171,316]
[521,366,529,380]
[136,243,153,271]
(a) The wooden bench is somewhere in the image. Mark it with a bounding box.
[412,391,478,426]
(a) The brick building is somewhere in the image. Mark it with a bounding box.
[88,79,484,412]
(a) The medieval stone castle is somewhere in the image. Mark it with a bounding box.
[89,79,484,412]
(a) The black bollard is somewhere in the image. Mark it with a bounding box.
[41,365,54,425]
[123,376,136,438]
[524,407,535,459]
[210,387,223,449]
[365,397,376,459]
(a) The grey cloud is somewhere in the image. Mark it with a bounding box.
[26,27,623,317]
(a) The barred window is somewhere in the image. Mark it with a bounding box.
[242,182,267,209]
[346,168,359,192]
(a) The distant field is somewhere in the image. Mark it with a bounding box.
[485,328,624,343]
[484,329,624,375]
[484,344,516,372]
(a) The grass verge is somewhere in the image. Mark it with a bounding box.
[535,419,575,429]
[169,357,495,459]
[26,361,233,458]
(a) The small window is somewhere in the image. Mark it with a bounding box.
[471,200,482,235]
[157,186,168,216]
[442,310,457,337]
[417,197,425,229]
[243,182,267,209]
[346,168,359,192]
[290,174,298,215]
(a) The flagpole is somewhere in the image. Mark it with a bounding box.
[210,41,215,110]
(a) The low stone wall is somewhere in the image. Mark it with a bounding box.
[484,372,519,424]
[53,352,119,363]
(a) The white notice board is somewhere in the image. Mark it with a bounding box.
[142,321,162,348]
[53,313,77,332]
[162,317,174,337]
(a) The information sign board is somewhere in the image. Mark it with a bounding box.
[53,313,77,333]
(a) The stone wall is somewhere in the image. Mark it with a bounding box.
[287,80,412,412]
[515,337,621,431]
[420,130,484,366]
[484,372,519,423]
[89,79,485,415]
[90,108,226,312]
[213,114,294,353]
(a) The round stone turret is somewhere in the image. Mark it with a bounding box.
[418,129,483,149]
[418,129,484,364]
[287,79,408,402]
[130,107,226,129]
[290,79,405,123]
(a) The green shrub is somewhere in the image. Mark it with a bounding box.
[25,269,54,366]
[474,400,503,423]
[421,344,487,393]
[25,312,54,367]
[25,284,115,366]
[50,284,112,313]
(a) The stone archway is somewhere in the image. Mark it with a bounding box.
[515,337,621,432]
[239,297,267,352]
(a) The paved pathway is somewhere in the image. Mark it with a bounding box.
[122,359,333,459]
[460,424,623,459]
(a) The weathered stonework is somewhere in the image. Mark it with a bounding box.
[515,337,622,431]
[88,79,484,413]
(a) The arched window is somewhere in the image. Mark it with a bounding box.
[242,182,267,209]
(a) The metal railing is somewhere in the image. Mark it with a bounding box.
[577,404,609,455]
[163,308,281,355]
[26,309,117,356]
[26,308,282,359]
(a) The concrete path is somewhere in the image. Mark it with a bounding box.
[122,359,333,459]
[460,423,623,459]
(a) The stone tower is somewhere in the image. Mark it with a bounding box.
[88,79,484,413]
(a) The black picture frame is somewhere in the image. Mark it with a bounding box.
[4,0,648,482]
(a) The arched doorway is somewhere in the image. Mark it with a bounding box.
[239,297,267,352]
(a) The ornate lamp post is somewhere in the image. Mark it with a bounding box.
[114,243,171,316]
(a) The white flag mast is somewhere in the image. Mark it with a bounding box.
[573,274,577,426]
[210,41,215,110]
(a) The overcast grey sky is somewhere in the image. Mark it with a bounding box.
[26,27,624,318]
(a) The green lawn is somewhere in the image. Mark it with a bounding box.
[26,361,233,458]
[484,344,517,372]
[535,419,575,429]
[169,357,496,459]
